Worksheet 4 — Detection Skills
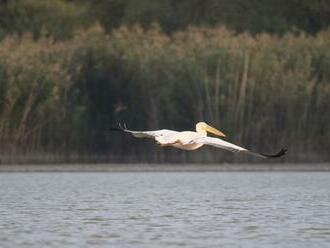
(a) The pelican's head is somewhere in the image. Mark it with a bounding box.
[196,122,226,137]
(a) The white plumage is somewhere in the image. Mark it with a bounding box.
[111,122,287,158]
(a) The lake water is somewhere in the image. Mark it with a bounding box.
[0,171,330,247]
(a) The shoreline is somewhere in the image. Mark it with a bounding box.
[0,163,330,172]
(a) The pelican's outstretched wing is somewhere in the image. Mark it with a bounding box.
[110,124,178,140]
[194,136,287,158]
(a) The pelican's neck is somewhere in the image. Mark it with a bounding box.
[196,125,207,136]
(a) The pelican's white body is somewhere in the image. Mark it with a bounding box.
[124,122,247,153]
[155,130,205,150]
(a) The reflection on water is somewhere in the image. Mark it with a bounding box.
[0,171,330,247]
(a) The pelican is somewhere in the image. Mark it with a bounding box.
[110,122,287,158]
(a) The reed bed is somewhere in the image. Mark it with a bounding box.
[0,25,329,163]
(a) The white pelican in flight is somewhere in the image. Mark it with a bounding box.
[111,122,287,158]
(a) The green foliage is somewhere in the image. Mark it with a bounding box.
[0,0,90,39]
[89,0,330,34]
[0,1,329,163]
[1,0,330,39]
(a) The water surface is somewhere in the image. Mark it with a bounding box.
[0,171,330,247]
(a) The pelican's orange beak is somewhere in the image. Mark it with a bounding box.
[205,123,226,137]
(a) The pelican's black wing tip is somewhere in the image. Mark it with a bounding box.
[261,148,288,158]
[273,148,288,158]
[110,122,127,132]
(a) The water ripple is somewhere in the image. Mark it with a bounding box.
[0,171,330,247]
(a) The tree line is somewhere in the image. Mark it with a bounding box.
[1,0,330,40]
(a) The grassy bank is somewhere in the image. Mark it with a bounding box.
[0,25,329,162]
